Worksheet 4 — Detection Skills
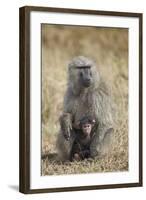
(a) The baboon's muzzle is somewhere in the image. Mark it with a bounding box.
[83,78,91,87]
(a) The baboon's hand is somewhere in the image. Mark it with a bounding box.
[63,121,72,141]
[60,113,72,140]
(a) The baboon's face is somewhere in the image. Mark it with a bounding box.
[78,66,93,88]
[68,56,100,92]
[82,123,92,136]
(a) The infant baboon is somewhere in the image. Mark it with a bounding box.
[70,116,96,161]
[57,56,114,161]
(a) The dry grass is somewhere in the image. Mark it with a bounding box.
[41,25,128,175]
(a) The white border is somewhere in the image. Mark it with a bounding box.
[30,11,139,189]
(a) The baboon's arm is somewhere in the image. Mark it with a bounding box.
[59,113,72,140]
[90,84,114,158]
[59,88,75,140]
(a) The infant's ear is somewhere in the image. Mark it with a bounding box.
[73,121,81,129]
[77,121,81,129]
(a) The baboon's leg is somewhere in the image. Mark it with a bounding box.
[56,132,74,161]
[100,128,113,155]
[90,127,113,158]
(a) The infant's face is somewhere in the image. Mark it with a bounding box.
[82,123,92,136]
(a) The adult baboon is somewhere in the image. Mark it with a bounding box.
[57,56,114,160]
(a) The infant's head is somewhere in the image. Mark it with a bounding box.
[79,116,96,137]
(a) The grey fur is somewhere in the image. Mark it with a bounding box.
[56,56,114,160]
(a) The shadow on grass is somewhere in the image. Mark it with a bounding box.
[41,152,98,166]
[41,152,58,160]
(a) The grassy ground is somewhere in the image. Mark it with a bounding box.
[41,25,128,175]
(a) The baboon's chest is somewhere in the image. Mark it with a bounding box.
[73,92,97,123]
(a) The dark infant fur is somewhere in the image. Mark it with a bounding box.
[70,116,96,161]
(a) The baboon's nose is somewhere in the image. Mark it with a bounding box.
[86,78,91,83]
